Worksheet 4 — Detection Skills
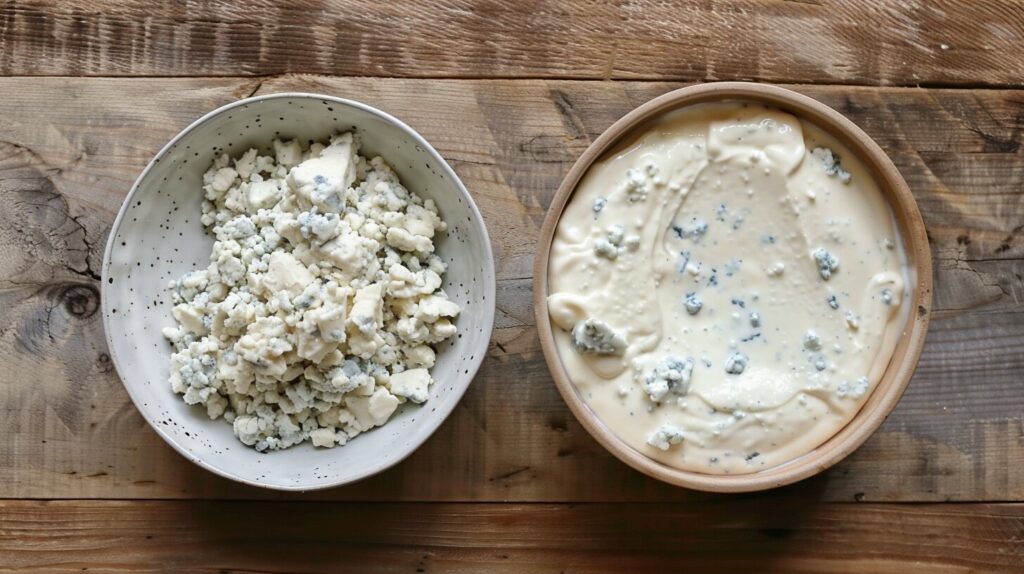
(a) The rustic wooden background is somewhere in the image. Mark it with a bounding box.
[1,1,1023,572]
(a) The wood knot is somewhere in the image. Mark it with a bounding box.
[60,284,99,318]
[97,352,113,373]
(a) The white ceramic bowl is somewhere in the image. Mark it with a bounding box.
[102,93,495,491]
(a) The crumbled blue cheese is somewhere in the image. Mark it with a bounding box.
[593,237,617,259]
[388,367,432,404]
[607,224,624,245]
[287,133,357,211]
[844,311,860,330]
[827,294,839,310]
[749,312,761,327]
[647,423,685,450]
[837,376,870,399]
[571,318,627,356]
[594,223,635,260]
[812,247,839,280]
[593,197,608,214]
[881,288,894,305]
[803,330,823,351]
[623,164,657,202]
[853,376,870,397]
[642,357,694,402]
[813,356,827,371]
[163,133,461,451]
[622,165,647,201]
[684,292,703,315]
[724,352,748,375]
[671,218,708,241]
[811,147,851,184]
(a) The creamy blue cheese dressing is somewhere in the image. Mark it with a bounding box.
[547,102,910,474]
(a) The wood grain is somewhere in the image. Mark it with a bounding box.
[1,76,1022,502]
[1,1,1023,87]
[0,500,1021,573]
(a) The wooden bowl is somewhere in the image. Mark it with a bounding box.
[534,82,932,492]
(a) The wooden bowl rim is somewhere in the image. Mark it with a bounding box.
[533,82,933,493]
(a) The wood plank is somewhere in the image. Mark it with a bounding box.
[0,500,1021,573]
[0,76,1022,502]
[1,1,1023,87]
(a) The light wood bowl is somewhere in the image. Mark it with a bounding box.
[534,82,932,492]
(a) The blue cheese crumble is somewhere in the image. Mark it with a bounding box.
[163,133,461,451]
[593,224,638,260]
[684,292,703,315]
[671,218,709,241]
[642,357,694,402]
[810,147,852,184]
[812,247,839,280]
[571,318,627,356]
[803,330,823,351]
[837,376,870,399]
[647,423,685,450]
[881,288,894,305]
[724,352,748,375]
[623,164,657,202]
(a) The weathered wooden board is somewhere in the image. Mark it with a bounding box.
[0,501,1021,573]
[1,1,1023,87]
[0,76,1022,502]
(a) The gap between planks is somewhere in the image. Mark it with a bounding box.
[0,74,1023,92]
[1,500,1021,573]
[1,498,1023,504]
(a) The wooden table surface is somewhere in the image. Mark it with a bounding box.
[1,1,1022,572]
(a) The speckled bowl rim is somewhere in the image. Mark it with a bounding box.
[534,82,933,493]
[101,92,496,491]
